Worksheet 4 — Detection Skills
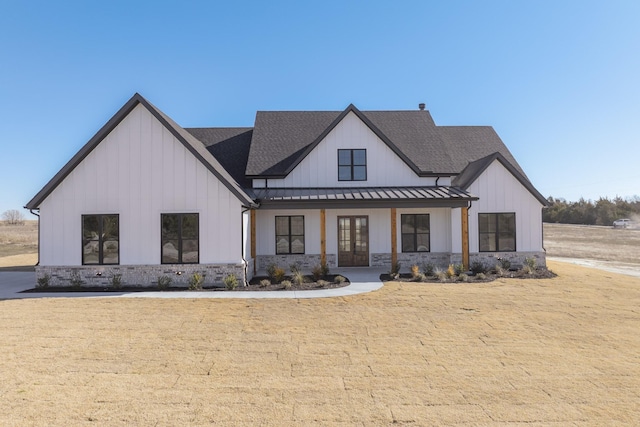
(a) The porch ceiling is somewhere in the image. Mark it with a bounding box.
[250,186,478,209]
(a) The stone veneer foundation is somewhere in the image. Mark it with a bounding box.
[374,252,546,271]
[35,263,249,288]
[256,254,337,271]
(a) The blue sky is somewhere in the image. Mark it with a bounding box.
[1,0,639,215]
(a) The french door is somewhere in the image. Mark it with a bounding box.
[337,216,369,266]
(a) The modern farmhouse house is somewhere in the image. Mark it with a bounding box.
[26,94,548,286]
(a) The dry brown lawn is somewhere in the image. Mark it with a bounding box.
[0,220,38,259]
[544,223,640,264]
[1,260,639,426]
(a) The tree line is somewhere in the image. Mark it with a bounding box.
[543,196,640,225]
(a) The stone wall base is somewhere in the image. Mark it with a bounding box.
[372,252,547,272]
[469,251,547,270]
[35,263,248,288]
[256,254,337,272]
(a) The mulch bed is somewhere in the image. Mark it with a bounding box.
[242,274,349,291]
[21,274,350,293]
[380,267,557,283]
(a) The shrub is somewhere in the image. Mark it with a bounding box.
[292,270,306,285]
[389,261,401,279]
[470,261,487,275]
[436,270,448,282]
[334,275,346,284]
[446,264,456,278]
[458,273,469,282]
[521,265,534,275]
[259,279,271,288]
[410,264,420,278]
[498,257,511,270]
[317,280,329,287]
[36,274,50,289]
[423,262,435,277]
[414,273,427,283]
[312,263,329,281]
[273,267,286,283]
[157,275,172,290]
[223,274,238,290]
[525,257,537,270]
[475,272,486,280]
[454,264,465,275]
[282,280,292,290]
[188,273,204,290]
[494,265,506,277]
[110,274,123,289]
[69,271,83,289]
[289,263,301,274]
[266,263,277,279]
[320,262,330,277]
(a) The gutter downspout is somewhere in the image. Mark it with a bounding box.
[29,209,40,266]
[241,206,254,287]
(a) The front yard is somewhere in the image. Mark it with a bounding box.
[1,260,639,425]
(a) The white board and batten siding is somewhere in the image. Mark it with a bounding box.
[466,160,544,252]
[39,104,244,266]
[257,112,443,188]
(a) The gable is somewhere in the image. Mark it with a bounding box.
[37,104,248,265]
[26,93,254,209]
[268,111,432,187]
[458,154,548,207]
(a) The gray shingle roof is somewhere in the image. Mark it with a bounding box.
[186,128,253,187]
[246,111,340,176]
[243,105,528,179]
[27,95,544,211]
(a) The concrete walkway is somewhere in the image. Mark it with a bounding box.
[0,267,385,300]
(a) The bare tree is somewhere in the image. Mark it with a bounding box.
[2,209,25,225]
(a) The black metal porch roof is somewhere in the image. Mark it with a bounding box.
[250,186,478,209]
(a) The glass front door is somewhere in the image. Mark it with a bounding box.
[338,216,369,266]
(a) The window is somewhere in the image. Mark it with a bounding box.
[275,216,304,254]
[162,213,199,264]
[401,214,430,252]
[338,149,367,181]
[82,214,119,265]
[479,213,516,252]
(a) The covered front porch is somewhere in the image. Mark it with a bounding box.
[247,186,478,274]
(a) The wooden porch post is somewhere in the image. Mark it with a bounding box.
[461,206,469,269]
[320,209,326,265]
[391,208,397,267]
[250,210,256,275]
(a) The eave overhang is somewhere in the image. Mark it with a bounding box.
[250,186,478,210]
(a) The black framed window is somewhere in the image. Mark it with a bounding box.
[401,214,430,252]
[275,216,305,254]
[338,149,367,181]
[82,214,119,265]
[162,213,199,264]
[479,213,516,252]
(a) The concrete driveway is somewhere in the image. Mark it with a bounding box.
[1,260,639,425]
